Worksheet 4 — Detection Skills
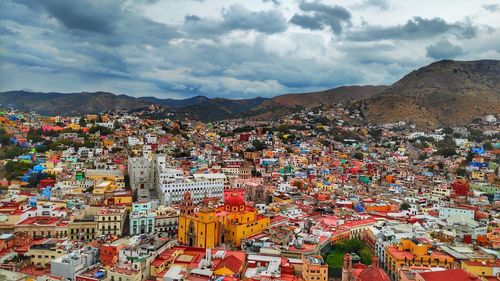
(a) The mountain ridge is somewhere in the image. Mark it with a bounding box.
[0,86,383,120]
[1,59,499,128]
[361,59,500,128]
[249,85,388,120]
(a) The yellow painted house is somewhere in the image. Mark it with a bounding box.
[68,187,85,195]
[93,181,114,194]
[66,123,81,130]
[105,191,133,210]
[206,132,217,138]
[461,259,500,277]
[384,239,454,280]
[26,239,66,268]
[86,169,125,192]
[86,169,124,183]
[43,161,55,170]
[36,200,66,209]
[303,255,328,281]
[471,171,485,180]
[272,194,293,204]
[102,139,114,148]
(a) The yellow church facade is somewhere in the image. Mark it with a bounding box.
[178,190,270,248]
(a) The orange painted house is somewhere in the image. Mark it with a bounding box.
[100,242,126,267]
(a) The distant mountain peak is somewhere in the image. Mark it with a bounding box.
[363,59,500,128]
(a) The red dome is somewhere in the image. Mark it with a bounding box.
[225,193,245,206]
[357,265,390,281]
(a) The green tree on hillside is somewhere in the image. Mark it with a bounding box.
[4,161,34,180]
[400,202,411,210]
[0,146,26,160]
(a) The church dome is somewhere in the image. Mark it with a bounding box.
[225,193,245,207]
[357,257,390,281]
[357,267,390,281]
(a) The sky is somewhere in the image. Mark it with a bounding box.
[0,0,499,99]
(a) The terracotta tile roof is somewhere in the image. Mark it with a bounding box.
[418,269,481,281]
[214,255,243,274]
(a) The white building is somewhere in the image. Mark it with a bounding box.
[156,157,225,205]
[144,134,158,144]
[26,203,68,218]
[221,165,240,177]
[430,185,451,202]
[438,206,475,221]
[54,180,93,191]
[454,138,469,147]
[485,115,497,123]
[128,136,143,146]
[51,247,99,281]
[78,147,94,158]
[96,121,115,129]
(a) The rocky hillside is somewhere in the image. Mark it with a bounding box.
[362,60,500,128]
[170,97,269,121]
[249,85,387,119]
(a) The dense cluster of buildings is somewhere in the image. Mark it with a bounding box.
[0,107,498,281]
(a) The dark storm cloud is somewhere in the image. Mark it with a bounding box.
[426,39,464,59]
[17,0,119,34]
[290,1,351,34]
[15,0,180,46]
[483,4,499,12]
[290,15,324,30]
[2,39,133,82]
[0,2,146,84]
[183,4,287,37]
[161,40,362,89]
[348,17,479,41]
